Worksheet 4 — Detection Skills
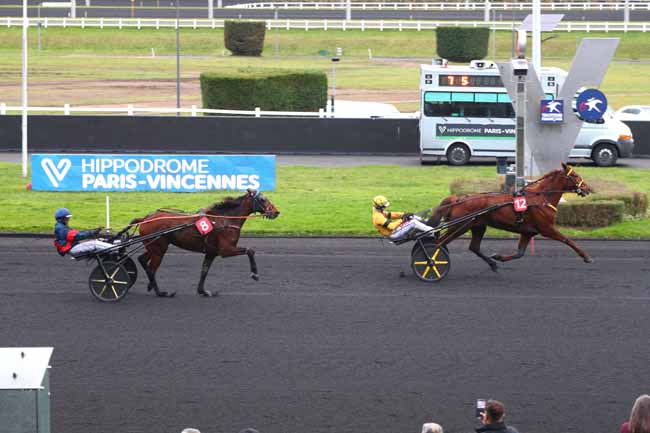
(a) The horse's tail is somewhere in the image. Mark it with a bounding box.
[427,196,457,228]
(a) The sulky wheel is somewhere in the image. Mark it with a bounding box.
[88,261,131,302]
[411,241,451,283]
[121,257,138,289]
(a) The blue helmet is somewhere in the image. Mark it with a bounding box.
[54,208,72,220]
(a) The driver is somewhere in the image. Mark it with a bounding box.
[53,208,112,257]
[372,196,431,240]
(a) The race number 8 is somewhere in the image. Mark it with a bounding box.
[195,217,213,235]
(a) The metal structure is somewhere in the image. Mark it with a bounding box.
[498,38,619,176]
[0,347,53,433]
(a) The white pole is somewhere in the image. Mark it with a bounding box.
[532,0,541,77]
[21,0,28,178]
[208,0,213,19]
[106,196,110,229]
[71,0,76,18]
[346,0,351,21]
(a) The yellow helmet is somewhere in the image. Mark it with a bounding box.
[373,195,390,208]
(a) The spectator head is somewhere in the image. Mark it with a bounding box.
[484,400,506,424]
[421,422,443,433]
[181,429,201,433]
[630,395,650,433]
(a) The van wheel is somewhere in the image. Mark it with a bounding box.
[592,143,618,167]
[446,143,471,166]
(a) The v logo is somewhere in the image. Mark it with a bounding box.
[438,125,447,134]
[41,158,71,188]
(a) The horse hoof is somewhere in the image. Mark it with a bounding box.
[490,263,499,273]
[199,290,214,297]
[584,256,594,264]
[147,283,155,292]
[251,273,259,281]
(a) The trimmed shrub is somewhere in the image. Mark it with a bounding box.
[200,69,328,111]
[588,192,648,217]
[556,200,625,227]
[436,27,490,63]
[224,20,266,56]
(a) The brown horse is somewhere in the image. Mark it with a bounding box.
[130,189,279,298]
[427,163,594,272]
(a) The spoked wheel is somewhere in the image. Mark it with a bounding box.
[88,260,131,302]
[120,257,138,289]
[411,241,451,283]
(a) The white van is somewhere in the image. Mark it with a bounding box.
[420,62,635,166]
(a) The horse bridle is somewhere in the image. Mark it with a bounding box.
[564,166,587,195]
[251,192,275,217]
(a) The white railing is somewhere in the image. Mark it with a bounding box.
[229,1,650,10]
[3,17,649,31]
[0,104,419,119]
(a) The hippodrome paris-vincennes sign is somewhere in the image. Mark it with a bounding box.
[31,154,276,192]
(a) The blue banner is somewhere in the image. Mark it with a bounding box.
[31,154,276,192]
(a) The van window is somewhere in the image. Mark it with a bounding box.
[423,91,515,118]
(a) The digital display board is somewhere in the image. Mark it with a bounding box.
[438,75,504,88]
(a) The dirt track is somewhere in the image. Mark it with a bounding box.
[1,237,649,433]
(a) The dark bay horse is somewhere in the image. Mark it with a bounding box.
[427,163,594,272]
[130,189,279,297]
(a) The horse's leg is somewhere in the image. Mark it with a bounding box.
[197,254,217,297]
[469,225,498,272]
[492,233,534,262]
[146,241,175,297]
[538,225,594,263]
[137,251,154,291]
[220,246,259,281]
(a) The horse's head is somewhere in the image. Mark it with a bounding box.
[247,189,280,219]
[561,163,591,197]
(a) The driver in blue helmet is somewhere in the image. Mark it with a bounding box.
[53,208,112,257]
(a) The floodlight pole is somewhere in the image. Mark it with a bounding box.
[176,0,181,115]
[532,0,541,77]
[21,0,28,178]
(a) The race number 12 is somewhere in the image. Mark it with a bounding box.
[513,197,528,212]
[195,217,213,235]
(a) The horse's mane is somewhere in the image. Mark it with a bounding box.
[208,194,247,213]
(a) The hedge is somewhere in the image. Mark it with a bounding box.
[436,27,490,63]
[224,20,266,56]
[200,69,328,111]
[556,200,625,227]
[588,192,648,217]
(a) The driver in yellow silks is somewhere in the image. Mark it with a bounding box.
[372,195,431,241]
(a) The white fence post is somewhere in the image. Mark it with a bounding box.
[64,104,70,115]
[417,20,421,31]
[361,19,364,31]
[255,107,261,118]
[191,105,197,116]
[0,103,6,115]
[99,17,103,28]
[380,19,383,31]
[127,104,134,115]
[324,19,328,30]
[81,17,85,28]
[318,108,324,118]
[119,18,122,29]
[137,18,141,29]
[398,20,402,31]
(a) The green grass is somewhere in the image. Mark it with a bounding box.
[2,162,649,238]
[1,28,650,111]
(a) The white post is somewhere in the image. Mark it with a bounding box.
[208,0,214,19]
[71,0,76,18]
[532,0,541,77]
[624,0,629,29]
[345,0,351,21]
[484,0,490,22]
[105,196,110,229]
[21,0,28,178]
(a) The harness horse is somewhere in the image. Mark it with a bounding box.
[76,190,279,302]
[398,163,594,282]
